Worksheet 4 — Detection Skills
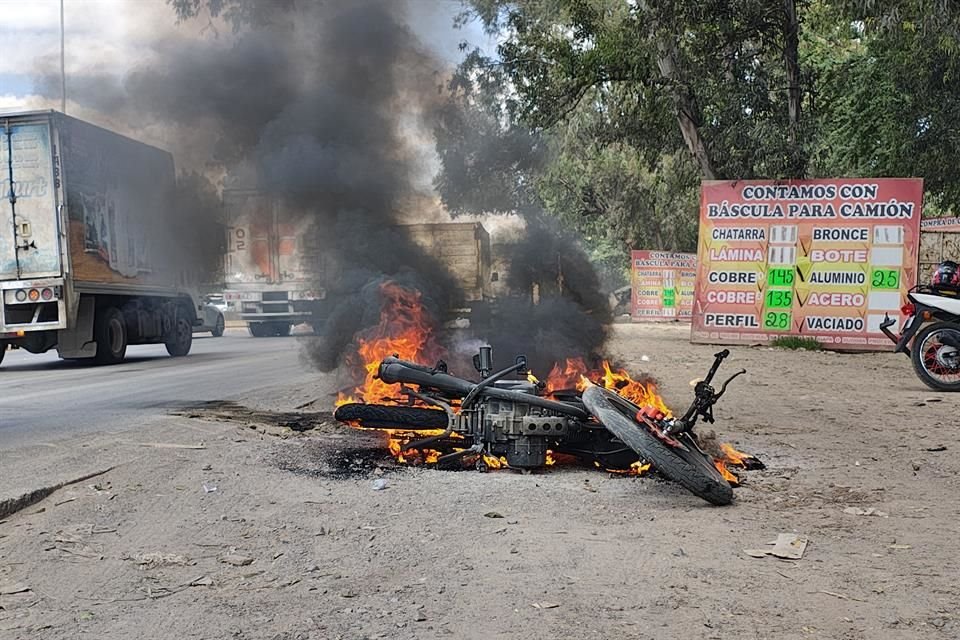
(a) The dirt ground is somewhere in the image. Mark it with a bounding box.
[1,323,958,640]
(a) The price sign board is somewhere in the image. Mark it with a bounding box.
[631,250,697,321]
[691,179,923,349]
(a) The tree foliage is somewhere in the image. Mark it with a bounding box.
[434,0,960,279]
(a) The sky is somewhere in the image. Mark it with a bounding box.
[0,0,494,112]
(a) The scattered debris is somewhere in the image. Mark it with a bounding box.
[202,464,213,471]
[136,442,207,450]
[745,534,808,560]
[371,479,389,491]
[843,507,889,517]
[189,575,213,587]
[484,512,504,519]
[924,446,947,452]
[0,583,31,595]
[816,590,866,602]
[770,534,808,559]
[531,602,560,609]
[220,553,255,567]
[54,497,76,507]
[926,397,943,403]
[133,553,194,568]
[202,484,218,494]
[889,544,912,550]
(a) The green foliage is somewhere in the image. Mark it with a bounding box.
[770,336,824,351]
[810,0,960,208]
[443,0,960,263]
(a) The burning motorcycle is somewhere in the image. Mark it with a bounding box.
[335,347,748,506]
[881,260,960,391]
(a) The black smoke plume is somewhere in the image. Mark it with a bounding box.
[38,0,462,371]
[434,93,614,374]
[481,220,611,375]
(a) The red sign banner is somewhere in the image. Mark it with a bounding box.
[692,179,923,349]
[921,217,960,232]
[631,250,696,321]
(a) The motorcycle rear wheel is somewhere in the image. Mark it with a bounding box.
[581,386,733,506]
[911,322,960,391]
[334,403,449,430]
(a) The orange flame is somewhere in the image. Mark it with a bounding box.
[541,357,672,416]
[543,358,590,396]
[712,443,758,486]
[714,459,739,484]
[336,282,444,407]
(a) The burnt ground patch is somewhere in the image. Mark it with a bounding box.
[176,400,404,479]
[174,400,336,432]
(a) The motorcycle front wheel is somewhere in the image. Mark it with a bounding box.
[911,322,960,391]
[581,386,733,506]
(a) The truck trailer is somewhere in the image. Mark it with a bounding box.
[221,189,493,335]
[0,111,200,366]
[221,188,325,337]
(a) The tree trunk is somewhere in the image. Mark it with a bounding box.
[783,0,803,175]
[656,40,718,180]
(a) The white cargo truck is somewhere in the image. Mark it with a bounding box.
[222,188,326,337]
[0,111,201,366]
[221,187,494,336]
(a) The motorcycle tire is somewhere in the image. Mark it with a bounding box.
[581,385,733,506]
[910,322,960,391]
[334,403,449,430]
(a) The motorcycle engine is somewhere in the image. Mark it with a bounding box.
[479,381,572,468]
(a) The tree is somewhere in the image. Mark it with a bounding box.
[458,0,812,182]
[810,0,960,210]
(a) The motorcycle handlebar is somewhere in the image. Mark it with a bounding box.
[702,349,729,386]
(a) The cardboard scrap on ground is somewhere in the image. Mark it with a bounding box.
[744,533,808,560]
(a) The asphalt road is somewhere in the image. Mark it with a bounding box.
[0,330,311,449]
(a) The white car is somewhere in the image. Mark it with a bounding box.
[195,296,226,337]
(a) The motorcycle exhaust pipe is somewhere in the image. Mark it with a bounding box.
[378,356,475,397]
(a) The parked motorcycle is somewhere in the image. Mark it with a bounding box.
[881,285,960,391]
[334,347,746,505]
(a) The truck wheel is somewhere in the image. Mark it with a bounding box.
[0,346,5,367]
[94,306,128,365]
[249,322,269,338]
[165,313,193,357]
[211,314,225,337]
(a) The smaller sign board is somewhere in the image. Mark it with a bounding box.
[631,250,697,321]
[921,217,960,232]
